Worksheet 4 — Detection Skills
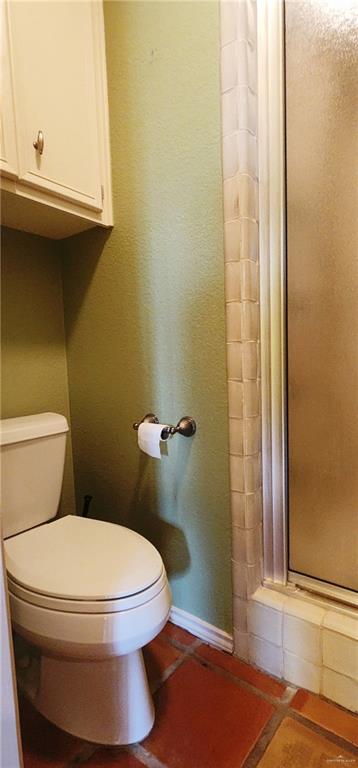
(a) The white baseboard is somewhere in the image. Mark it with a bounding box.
[170,606,233,653]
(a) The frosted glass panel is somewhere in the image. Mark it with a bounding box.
[285,0,358,590]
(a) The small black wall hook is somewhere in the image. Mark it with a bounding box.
[82,494,93,517]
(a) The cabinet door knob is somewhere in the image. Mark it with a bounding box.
[33,130,44,155]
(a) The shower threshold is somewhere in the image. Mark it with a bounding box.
[288,571,358,610]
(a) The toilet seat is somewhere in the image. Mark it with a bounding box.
[6,516,172,658]
[5,515,163,604]
[8,578,171,659]
[7,569,167,614]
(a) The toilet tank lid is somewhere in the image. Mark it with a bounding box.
[0,413,69,446]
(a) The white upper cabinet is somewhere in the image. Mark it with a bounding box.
[0,0,18,179]
[0,0,112,239]
[9,1,102,210]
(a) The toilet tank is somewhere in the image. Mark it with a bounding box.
[0,413,69,539]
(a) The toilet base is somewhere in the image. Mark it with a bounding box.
[18,648,155,745]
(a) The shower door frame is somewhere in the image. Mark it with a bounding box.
[258,0,287,588]
[257,0,357,607]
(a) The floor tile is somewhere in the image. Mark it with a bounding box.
[143,635,182,689]
[19,696,83,768]
[196,643,286,699]
[257,716,356,767]
[160,621,196,647]
[80,748,145,767]
[291,689,358,746]
[144,657,274,768]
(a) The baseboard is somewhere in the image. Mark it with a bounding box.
[170,606,233,653]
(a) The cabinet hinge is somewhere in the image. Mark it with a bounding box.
[101,185,104,203]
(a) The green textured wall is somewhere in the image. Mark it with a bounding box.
[1,227,76,517]
[62,1,232,631]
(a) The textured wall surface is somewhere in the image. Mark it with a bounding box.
[1,227,76,517]
[62,1,232,631]
[220,0,262,658]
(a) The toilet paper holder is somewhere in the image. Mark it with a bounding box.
[133,413,196,440]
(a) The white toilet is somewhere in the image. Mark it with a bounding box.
[1,412,171,745]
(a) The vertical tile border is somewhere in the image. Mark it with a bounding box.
[220,0,262,660]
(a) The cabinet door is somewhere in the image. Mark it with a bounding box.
[7,1,103,211]
[0,0,18,178]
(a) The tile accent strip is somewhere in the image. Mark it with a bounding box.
[220,0,262,660]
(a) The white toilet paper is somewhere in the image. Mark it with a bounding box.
[138,422,168,459]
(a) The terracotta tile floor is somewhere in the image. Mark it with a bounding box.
[19,622,358,768]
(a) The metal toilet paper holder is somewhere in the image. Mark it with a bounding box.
[133,413,196,440]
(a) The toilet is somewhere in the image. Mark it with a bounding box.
[1,412,172,745]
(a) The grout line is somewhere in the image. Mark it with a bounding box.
[242,707,289,768]
[224,170,259,185]
[189,638,203,651]
[66,743,99,766]
[189,647,283,708]
[150,638,201,695]
[130,743,169,768]
[224,216,259,226]
[279,684,297,705]
[222,126,257,139]
[288,710,358,756]
[317,691,358,717]
[162,635,199,654]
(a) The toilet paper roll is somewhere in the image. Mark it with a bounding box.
[138,422,168,459]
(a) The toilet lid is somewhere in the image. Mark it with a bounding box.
[4,516,164,601]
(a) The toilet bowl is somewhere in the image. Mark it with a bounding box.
[1,414,172,744]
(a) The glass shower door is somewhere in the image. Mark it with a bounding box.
[285,0,358,593]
